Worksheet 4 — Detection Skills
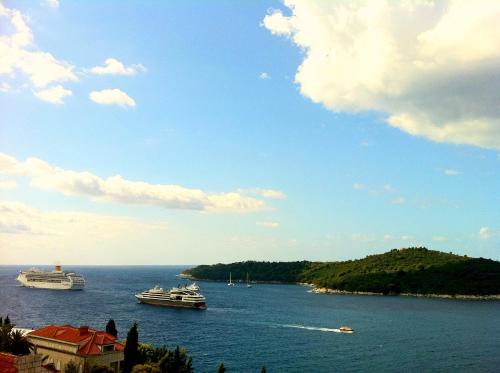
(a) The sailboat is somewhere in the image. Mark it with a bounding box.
[227,272,235,286]
[246,272,252,288]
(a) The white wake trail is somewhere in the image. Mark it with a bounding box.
[281,324,343,333]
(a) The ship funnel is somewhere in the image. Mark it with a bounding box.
[54,265,62,272]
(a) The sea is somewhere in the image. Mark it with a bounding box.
[1,265,499,372]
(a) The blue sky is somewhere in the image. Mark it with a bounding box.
[1,0,499,264]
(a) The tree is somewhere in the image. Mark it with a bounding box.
[216,363,226,373]
[0,316,32,356]
[158,346,193,373]
[8,330,33,355]
[123,322,140,373]
[105,319,118,338]
[0,321,13,351]
[65,361,80,373]
[131,364,161,373]
[90,365,114,373]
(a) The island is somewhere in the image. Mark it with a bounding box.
[182,247,500,299]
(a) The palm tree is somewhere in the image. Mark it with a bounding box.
[8,330,33,355]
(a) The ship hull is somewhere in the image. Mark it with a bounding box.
[136,296,206,309]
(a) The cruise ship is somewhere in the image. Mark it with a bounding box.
[16,266,85,290]
[135,285,207,309]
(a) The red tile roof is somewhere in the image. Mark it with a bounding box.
[0,352,18,373]
[28,325,124,356]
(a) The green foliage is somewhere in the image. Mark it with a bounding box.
[9,330,33,355]
[138,343,170,365]
[65,361,80,373]
[184,261,312,283]
[0,316,33,356]
[123,322,140,373]
[158,346,193,373]
[184,248,500,295]
[90,365,114,373]
[105,319,118,338]
[132,364,161,373]
[216,362,226,373]
[133,343,193,373]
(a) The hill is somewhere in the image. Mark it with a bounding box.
[182,248,500,296]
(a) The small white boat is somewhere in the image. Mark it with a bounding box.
[246,272,252,288]
[339,326,353,333]
[228,272,235,286]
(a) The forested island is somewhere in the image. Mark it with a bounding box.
[183,248,500,298]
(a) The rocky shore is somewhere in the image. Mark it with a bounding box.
[311,287,500,300]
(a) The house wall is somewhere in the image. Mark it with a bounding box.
[31,344,123,373]
[31,345,85,372]
[14,354,45,373]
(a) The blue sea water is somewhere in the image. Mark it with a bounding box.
[1,265,499,372]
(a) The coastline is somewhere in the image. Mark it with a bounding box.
[311,287,500,300]
[182,274,500,300]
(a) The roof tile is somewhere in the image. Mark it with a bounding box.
[28,325,123,356]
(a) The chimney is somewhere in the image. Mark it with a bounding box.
[78,326,89,335]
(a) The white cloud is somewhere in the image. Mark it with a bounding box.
[479,227,491,238]
[353,182,398,196]
[257,221,280,228]
[0,4,77,93]
[432,236,448,242]
[253,188,286,200]
[263,1,500,149]
[352,183,365,190]
[444,169,459,176]
[0,153,270,213]
[351,233,376,243]
[89,89,136,107]
[34,85,72,104]
[0,200,170,264]
[89,58,146,76]
[391,197,406,205]
[46,0,59,8]
[0,82,10,92]
[259,72,270,80]
[0,180,16,189]
[382,184,396,193]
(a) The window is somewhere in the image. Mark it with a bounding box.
[102,345,114,353]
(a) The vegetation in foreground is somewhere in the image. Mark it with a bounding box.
[183,247,500,296]
[0,316,33,356]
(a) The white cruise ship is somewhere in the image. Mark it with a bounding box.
[16,265,85,290]
[135,285,207,309]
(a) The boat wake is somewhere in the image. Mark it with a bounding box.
[281,324,348,333]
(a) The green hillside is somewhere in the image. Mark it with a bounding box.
[183,248,500,296]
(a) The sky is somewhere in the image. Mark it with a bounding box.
[0,0,499,265]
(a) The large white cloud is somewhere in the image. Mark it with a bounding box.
[0,153,274,213]
[34,85,72,104]
[0,3,77,100]
[89,88,136,107]
[0,200,169,264]
[89,58,146,76]
[263,0,500,149]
